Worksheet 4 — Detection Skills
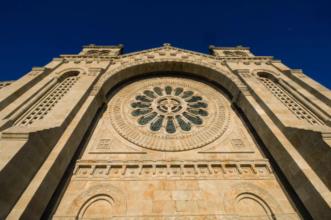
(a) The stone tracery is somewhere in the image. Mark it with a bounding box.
[131,85,208,134]
[109,77,230,151]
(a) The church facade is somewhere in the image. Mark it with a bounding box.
[0,44,330,219]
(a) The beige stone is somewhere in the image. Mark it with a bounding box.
[0,44,330,219]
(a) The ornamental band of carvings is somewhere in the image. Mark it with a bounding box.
[73,160,273,179]
[109,77,230,152]
[110,216,216,220]
[78,214,299,220]
[82,215,249,220]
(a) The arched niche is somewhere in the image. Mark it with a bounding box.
[224,183,282,218]
[58,70,80,81]
[236,193,274,219]
[256,71,279,81]
[55,67,85,78]
[77,194,114,219]
[58,183,126,218]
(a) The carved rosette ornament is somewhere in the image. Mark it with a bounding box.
[131,85,209,133]
[109,77,229,151]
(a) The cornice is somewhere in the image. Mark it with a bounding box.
[83,44,124,49]
[209,45,250,50]
[58,44,274,62]
[216,56,273,61]
[60,54,114,59]
[118,43,216,60]
[0,80,14,85]
[73,159,273,180]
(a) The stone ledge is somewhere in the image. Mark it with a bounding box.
[73,160,273,180]
[53,213,299,220]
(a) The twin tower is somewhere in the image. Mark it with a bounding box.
[0,44,330,219]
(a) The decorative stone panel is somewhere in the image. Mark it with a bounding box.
[258,76,323,125]
[15,73,80,126]
[73,160,273,180]
[109,77,230,151]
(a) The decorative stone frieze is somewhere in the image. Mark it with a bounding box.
[73,160,273,180]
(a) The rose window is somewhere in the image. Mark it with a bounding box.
[131,86,208,134]
[109,77,229,151]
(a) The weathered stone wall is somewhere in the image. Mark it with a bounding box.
[0,44,329,219]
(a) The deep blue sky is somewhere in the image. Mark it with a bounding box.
[0,0,330,88]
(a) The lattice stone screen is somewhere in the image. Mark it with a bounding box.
[15,74,79,126]
[258,76,322,125]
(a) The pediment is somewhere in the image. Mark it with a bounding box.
[117,43,215,61]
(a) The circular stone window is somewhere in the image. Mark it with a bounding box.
[109,77,229,151]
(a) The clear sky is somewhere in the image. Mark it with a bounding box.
[0,0,330,88]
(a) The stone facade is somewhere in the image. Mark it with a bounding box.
[0,44,330,219]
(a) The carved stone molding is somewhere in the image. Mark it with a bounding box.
[28,67,47,76]
[110,215,226,220]
[73,160,273,180]
[290,69,306,78]
[234,69,251,78]
[94,214,298,220]
[87,67,103,76]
